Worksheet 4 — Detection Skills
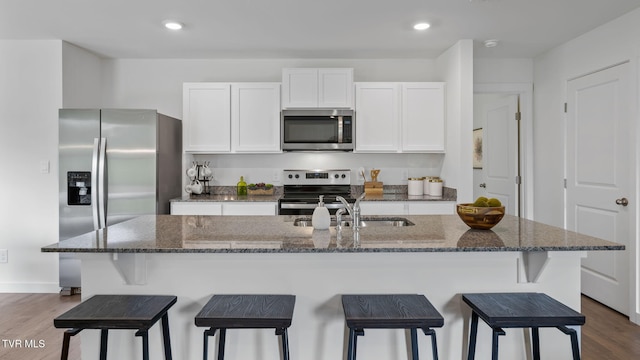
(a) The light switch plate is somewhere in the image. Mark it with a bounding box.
[40,160,50,174]
[0,249,7,263]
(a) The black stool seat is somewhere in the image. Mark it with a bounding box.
[462,292,585,360]
[342,294,444,360]
[54,294,177,360]
[195,294,295,360]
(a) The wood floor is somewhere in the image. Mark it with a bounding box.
[0,293,638,359]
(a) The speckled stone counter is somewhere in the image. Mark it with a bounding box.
[42,214,622,253]
[170,185,456,202]
[172,194,281,202]
[44,214,622,360]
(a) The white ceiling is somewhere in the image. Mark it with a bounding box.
[1,0,639,59]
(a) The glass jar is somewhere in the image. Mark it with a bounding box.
[237,176,247,196]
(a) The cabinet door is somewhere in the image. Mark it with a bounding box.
[407,201,455,215]
[170,202,223,215]
[282,68,318,108]
[222,202,277,216]
[183,83,231,153]
[318,68,353,108]
[401,83,445,152]
[355,83,400,152]
[359,202,407,215]
[231,83,281,153]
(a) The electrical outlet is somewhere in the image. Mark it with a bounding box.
[40,160,50,174]
[0,249,7,263]
[273,170,280,182]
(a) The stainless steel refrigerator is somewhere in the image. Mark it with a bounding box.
[58,109,182,294]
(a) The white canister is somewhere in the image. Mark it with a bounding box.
[429,179,443,197]
[423,177,437,195]
[408,178,424,196]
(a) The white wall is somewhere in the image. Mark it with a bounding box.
[62,41,102,108]
[102,58,437,119]
[437,39,475,203]
[533,7,640,322]
[533,8,640,226]
[0,40,63,292]
[101,58,449,186]
[474,58,534,84]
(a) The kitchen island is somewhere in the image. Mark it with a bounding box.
[42,215,622,360]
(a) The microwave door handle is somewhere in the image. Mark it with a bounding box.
[338,116,343,143]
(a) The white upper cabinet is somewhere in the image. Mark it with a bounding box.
[355,82,445,153]
[183,82,281,153]
[231,83,281,153]
[355,83,400,152]
[183,83,231,153]
[282,68,353,109]
[401,82,445,152]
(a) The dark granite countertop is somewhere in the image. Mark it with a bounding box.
[41,215,623,254]
[171,186,457,203]
[172,194,281,202]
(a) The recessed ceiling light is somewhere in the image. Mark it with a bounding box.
[413,23,431,31]
[164,21,183,30]
[484,39,499,47]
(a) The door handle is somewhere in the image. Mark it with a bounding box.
[479,183,486,188]
[615,197,629,206]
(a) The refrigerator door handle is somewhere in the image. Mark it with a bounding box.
[97,137,107,229]
[91,138,101,230]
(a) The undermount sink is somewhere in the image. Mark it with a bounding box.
[293,217,415,227]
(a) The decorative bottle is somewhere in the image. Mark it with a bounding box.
[237,176,247,196]
[312,195,331,230]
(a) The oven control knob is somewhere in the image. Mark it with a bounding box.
[295,174,300,179]
[288,174,293,179]
[341,174,346,178]
[334,174,339,179]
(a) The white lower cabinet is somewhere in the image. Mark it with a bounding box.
[360,201,406,215]
[222,202,277,216]
[360,201,455,216]
[407,201,455,215]
[172,201,452,216]
[170,202,277,216]
[171,202,223,215]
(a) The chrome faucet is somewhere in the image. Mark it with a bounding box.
[335,192,366,231]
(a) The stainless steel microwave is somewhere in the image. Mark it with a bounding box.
[281,109,354,151]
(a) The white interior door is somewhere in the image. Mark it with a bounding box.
[566,63,630,315]
[482,95,519,215]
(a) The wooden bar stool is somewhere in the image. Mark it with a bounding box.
[54,294,177,360]
[462,292,585,360]
[341,294,444,360]
[195,294,295,360]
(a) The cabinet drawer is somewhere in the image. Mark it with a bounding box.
[222,202,277,216]
[171,202,223,215]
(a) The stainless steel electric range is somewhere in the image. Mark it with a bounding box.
[278,169,355,215]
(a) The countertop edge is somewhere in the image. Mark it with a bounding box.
[41,245,625,254]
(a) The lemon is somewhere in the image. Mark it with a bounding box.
[473,199,489,207]
[487,198,502,207]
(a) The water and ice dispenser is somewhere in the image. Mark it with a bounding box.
[67,171,91,205]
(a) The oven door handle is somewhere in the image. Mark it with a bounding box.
[279,203,346,209]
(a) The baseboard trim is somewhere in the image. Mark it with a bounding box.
[0,282,61,293]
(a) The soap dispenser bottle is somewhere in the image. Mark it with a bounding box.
[312,195,331,230]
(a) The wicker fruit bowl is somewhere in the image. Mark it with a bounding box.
[456,203,505,230]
